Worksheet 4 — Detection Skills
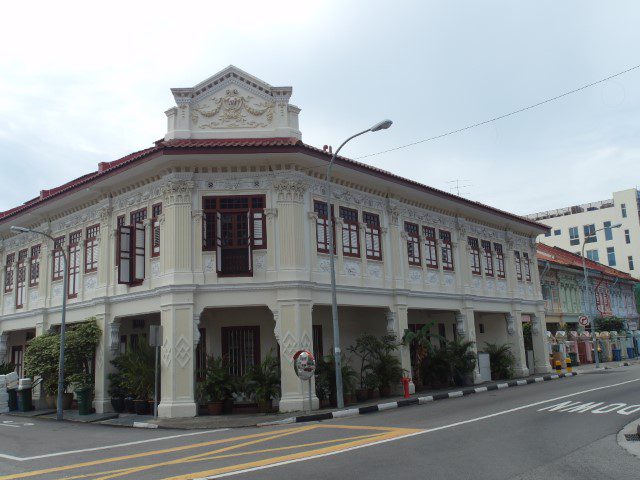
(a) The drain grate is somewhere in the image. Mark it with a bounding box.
[624,434,640,441]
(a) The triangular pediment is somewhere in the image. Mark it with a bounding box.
[165,66,301,141]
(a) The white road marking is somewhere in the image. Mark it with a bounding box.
[539,401,640,415]
[201,377,640,479]
[0,428,230,462]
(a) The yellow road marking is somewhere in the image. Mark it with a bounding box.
[61,432,384,480]
[163,428,421,480]
[0,425,419,480]
[0,426,307,480]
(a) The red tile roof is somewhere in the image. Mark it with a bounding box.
[0,136,547,231]
[537,243,635,281]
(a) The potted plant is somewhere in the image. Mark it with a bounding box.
[347,334,379,403]
[483,342,515,380]
[0,363,15,375]
[402,321,441,389]
[363,372,379,400]
[111,340,155,415]
[421,345,450,388]
[247,352,280,413]
[314,357,331,408]
[373,352,404,397]
[230,375,258,414]
[319,353,357,407]
[203,356,232,415]
[23,330,70,408]
[449,339,477,387]
[107,371,127,413]
[65,320,101,415]
[69,373,94,415]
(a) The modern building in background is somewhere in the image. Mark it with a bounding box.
[537,243,639,332]
[0,66,551,418]
[526,188,640,278]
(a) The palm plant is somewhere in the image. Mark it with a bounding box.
[111,340,155,400]
[483,342,515,380]
[448,339,477,386]
[246,352,280,407]
[403,321,444,385]
[203,356,232,402]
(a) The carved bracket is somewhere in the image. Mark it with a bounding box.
[506,313,516,335]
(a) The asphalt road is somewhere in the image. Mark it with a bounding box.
[1,365,639,479]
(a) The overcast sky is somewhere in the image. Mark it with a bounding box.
[1,1,639,216]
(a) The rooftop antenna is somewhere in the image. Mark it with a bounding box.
[446,179,472,197]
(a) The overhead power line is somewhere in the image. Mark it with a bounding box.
[356,63,640,160]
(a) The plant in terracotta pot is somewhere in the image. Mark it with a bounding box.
[347,334,379,403]
[314,357,331,408]
[319,353,357,407]
[402,321,442,389]
[111,340,155,415]
[107,371,127,413]
[65,320,101,415]
[449,339,477,387]
[203,355,232,415]
[373,352,404,397]
[247,352,280,413]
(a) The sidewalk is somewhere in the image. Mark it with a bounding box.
[572,358,640,373]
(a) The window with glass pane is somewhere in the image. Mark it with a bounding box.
[494,243,505,278]
[554,229,561,236]
[130,208,147,226]
[625,229,631,244]
[4,253,15,293]
[586,249,599,262]
[607,247,616,266]
[151,203,162,257]
[569,226,580,246]
[621,203,627,218]
[52,236,65,281]
[514,251,523,280]
[363,212,382,260]
[29,244,40,287]
[583,224,596,243]
[604,221,613,241]
[481,240,494,276]
[85,224,100,272]
[440,230,454,271]
[405,222,421,266]
[339,206,360,257]
[423,226,438,268]
[15,249,27,308]
[68,230,81,298]
[522,252,532,281]
[314,200,331,253]
[468,237,481,275]
[629,256,634,271]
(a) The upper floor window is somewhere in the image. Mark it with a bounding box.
[603,221,613,241]
[68,230,82,298]
[151,203,162,257]
[583,224,596,243]
[440,230,454,271]
[15,250,27,308]
[130,208,147,226]
[29,244,40,287]
[625,229,631,244]
[554,229,561,236]
[52,236,65,281]
[201,195,266,276]
[607,246,616,267]
[586,249,599,262]
[522,252,532,282]
[569,226,579,246]
[363,212,382,260]
[514,251,523,281]
[629,256,635,271]
[313,200,332,254]
[339,207,360,257]
[405,222,421,266]
[4,253,15,293]
[85,224,100,273]
[423,226,438,269]
[468,237,481,275]
[494,243,505,278]
[481,240,494,277]
[621,203,627,218]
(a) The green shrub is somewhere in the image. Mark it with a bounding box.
[0,362,16,375]
[483,342,515,380]
[110,340,155,400]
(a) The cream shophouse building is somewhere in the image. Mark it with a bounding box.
[0,66,552,418]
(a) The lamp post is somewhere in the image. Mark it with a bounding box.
[10,225,68,420]
[581,223,622,369]
[326,119,392,409]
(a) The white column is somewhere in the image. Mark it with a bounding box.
[273,299,318,412]
[455,308,482,383]
[506,310,529,377]
[387,305,415,394]
[94,312,117,413]
[158,291,197,418]
[273,178,307,281]
[531,311,552,373]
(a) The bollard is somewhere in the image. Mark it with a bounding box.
[555,360,562,374]
[566,357,572,373]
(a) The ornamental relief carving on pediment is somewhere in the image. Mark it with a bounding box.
[192,88,275,129]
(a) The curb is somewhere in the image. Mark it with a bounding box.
[259,372,578,426]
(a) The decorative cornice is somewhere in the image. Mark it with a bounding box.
[162,180,195,206]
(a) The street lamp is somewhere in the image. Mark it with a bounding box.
[581,223,622,368]
[10,225,68,421]
[326,119,393,409]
